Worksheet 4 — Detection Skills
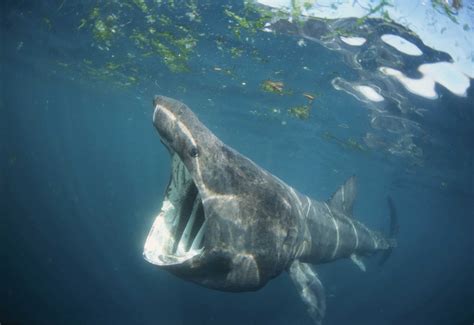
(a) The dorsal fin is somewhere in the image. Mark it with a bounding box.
[328,176,357,216]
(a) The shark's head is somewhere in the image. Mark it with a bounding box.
[144,96,304,292]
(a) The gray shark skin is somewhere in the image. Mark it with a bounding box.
[144,95,397,324]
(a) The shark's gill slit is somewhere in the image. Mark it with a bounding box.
[143,153,206,265]
[175,188,205,254]
[173,183,198,254]
[189,203,205,249]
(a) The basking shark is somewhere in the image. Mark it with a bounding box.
[144,95,398,324]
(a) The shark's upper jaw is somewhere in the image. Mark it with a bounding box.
[144,152,207,266]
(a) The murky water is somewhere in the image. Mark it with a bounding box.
[2,1,473,324]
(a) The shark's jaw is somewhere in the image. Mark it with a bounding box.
[144,152,207,266]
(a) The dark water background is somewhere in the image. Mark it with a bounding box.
[1,1,473,324]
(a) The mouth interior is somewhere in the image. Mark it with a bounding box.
[144,153,206,265]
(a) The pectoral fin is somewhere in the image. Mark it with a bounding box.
[288,261,326,325]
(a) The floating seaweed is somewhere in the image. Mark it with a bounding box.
[303,92,316,103]
[47,0,276,90]
[261,80,285,94]
[322,132,366,152]
[288,105,311,120]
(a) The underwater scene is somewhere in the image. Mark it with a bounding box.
[1,0,473,324]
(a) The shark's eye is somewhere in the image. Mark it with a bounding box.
[189,146,199,158]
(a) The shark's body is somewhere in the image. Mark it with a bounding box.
[144,96,397,324]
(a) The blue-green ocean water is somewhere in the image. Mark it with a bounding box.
[1,1,473,324]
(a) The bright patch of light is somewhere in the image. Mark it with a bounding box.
[380,67,437,99]
[354,85,384,102]
[340,36,366,46]
[381,34,423,56]
[419,62,470,97]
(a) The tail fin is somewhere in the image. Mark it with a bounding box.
[379,196,398,265]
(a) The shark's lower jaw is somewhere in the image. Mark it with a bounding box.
[144,153,207,266]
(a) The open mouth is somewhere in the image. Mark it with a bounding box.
[144,153,207,265]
